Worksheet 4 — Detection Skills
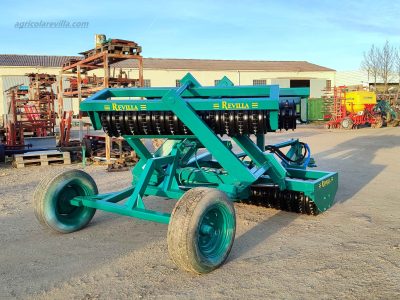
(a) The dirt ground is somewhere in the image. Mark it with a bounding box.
[0,126,399,299]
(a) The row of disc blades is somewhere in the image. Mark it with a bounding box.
[246,185,319,215]
[100,102,297,137]
[100,110,273,137]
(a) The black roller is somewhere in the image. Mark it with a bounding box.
[279,100,297,131]
[246,185,319,215]
[145,112,153,135]
[114,112,127,135]
[137,112,147,135]
[221,111,229,135]
[127,112,138,134]
[100,112,111,136]
[109,112,120,137]
[99,106,296,138]
[214,111,223,135]
[164,111,180,135]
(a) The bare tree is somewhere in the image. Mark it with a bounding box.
[393,47,400,102]
[395,47,400,86]
[378,41,395,93]
[361,44,379,90]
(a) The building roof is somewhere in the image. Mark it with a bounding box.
[0,54,335,72]
[0,55,81,68]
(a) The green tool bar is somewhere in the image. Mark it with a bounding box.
[72,197,171,224]
[88,85,277,100]
[80,97,279,112]
[279,87,310,97]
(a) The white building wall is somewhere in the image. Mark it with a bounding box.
[336,70,400,87]
[0,66,336,117]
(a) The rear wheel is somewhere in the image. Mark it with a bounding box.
[33,169,97,233]
[341,117,353,130]
[167,187,236,274]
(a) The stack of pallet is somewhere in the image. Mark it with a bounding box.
[79,38,142,58]
[60,38,144,101]
[13,150,71,168]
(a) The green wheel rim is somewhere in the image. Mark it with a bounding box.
[43,176,96,231]
[52,179,93,225]
[196,203,235,264]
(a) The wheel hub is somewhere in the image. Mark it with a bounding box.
[197,205,233,261]
[56,184,80,215]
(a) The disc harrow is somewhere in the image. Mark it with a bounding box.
[34,73,338,275]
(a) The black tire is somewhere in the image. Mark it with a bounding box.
[167,187,236,274]
[33,169,97,233]
[341,117,353,130]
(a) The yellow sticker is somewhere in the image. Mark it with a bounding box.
[221,101,249,109]
[111,103,139,111]
[318,177,334,189]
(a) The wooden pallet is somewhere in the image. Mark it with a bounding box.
[82,44,142,58]
[62,59,81,68]
[13,150,71,168]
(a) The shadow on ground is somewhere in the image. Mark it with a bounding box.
[314,134,400,204]
[232,133,400,260]
[0,198,170,298]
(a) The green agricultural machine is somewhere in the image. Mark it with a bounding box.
[34,74,338,274]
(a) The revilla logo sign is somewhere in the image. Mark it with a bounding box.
[105,103,148,111]
[221,101,250,109]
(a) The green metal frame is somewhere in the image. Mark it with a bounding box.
[74,73,338,224]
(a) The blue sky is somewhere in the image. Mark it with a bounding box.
[1,0,399,70]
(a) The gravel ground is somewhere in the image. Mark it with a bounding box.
[0,126,399,299]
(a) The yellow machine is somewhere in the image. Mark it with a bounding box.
[344,91,376,113]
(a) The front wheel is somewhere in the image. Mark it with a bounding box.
[33,169,98,233]
[341,117,353,130]
[167,187,236,274]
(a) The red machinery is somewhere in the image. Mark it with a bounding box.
[59,111,73,146]
[325,87,382,129]
[5,74,56,146]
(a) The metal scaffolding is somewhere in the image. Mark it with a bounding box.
[5,73,56,146]
[58,38,144,160]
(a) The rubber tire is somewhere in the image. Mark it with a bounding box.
[33,169,97,233]
[341,117,353,130]
[167,187,236,274]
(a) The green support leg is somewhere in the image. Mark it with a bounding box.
[162,89,257,186]
[233,135,287,189]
